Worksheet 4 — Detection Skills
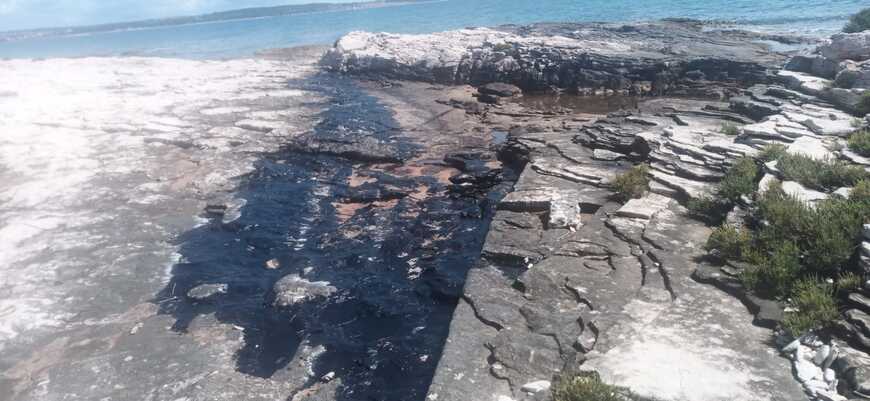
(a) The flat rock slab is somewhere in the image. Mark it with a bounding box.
[585,287,808,401]
[615,193,673,220]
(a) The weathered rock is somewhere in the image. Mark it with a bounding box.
[730,95,781,120]
[819,32,870,63]
[849,293,870,315]
[324,21,783,93]
[273,274,337,307]
[592,148,627,161]
[614,193,672,220]
[778,70,832,97]
[785,54,839,79]
[186,283,228,301]
[782,181,828,204]
[834,60,870,89]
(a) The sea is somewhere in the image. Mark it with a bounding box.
[0,0,866,59]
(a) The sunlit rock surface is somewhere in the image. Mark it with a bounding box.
[0,55,323,400]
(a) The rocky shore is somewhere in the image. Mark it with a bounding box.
[325,20,870,401]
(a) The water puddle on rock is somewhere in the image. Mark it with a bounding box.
[156,74,513,401]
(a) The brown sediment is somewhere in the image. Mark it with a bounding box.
[347,171,377,187]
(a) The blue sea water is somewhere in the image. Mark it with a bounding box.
[0,0,866,59]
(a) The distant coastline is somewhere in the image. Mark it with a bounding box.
[0,0,435,43]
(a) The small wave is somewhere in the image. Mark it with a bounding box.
[728,13,850,27]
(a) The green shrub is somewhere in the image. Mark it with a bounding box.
[611,164,650,202]
[838,271,864,293]
[845,8,870,33]
[775,153,868,191]
[706,225,753,261]
[758,143,788,163]
[782,278,839,337]
[720,123,740,136]
[756,182,809,245]
[849,130,870,157]
[686,196,731,226]
[851,180,870,203]
[753,242,802,298]
[802,199,867,274]
[755,182,867,276]
[719,157,760,202]
[553,372,635,401]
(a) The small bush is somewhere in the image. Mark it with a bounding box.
[719,157,760,202]
[852,180,870,203]
[782,278,839,337]
[845,8,870,33]
[803,199,867,274]
[686,196,731,226]
[838,272,864,293]
[756,182,867,276]
[753,242,802,298]
[706,225,752,261]
[553,372,635,401]
[849,130,870,157]
[758,143,788,163]
[720,123,740,136]
[611,164,650,202]
[775,153,869,191]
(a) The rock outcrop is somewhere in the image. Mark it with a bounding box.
[326,19,870,401]
[323,20,787,96]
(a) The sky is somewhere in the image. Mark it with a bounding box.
[0,0,360,31]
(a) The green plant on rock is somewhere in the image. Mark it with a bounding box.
[802,198,867,275]
[782,278,839,337]
[849,130,870,157]
[845,8,870,33]
[852,179,870,203]
[686,196,731,226]
[719,157,760,202]
[775,153,869,191]
[752,241,802,298]
[837,271,864,293]
[611,164,650,202]
[720,123,740,136]
[705,225,753,261]
[553,372,636,401]
[755,182,868,277]
[758,143,787,163]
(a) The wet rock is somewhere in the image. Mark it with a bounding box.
[186,283,228,302]
[479,83,522,98]
[273,274,337,307]
[285,135,405,163]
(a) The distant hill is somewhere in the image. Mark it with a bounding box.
[0,0,432,42]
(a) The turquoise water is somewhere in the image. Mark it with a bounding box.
[0,0,866,59]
